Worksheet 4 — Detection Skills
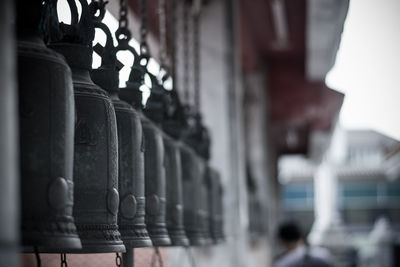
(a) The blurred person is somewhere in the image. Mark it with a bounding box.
[274,221,334,267]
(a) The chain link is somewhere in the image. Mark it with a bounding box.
[183,0,190,104]
[158,0,167,70]
[140,0,150,62]
[60,253,68,267]
[151,247,164,267]
[34,247,41,267]
[193,11,200,113]
[170,0,177,89]
[119,0,128,29]
[116,253,122,267]
[116,0,132,46]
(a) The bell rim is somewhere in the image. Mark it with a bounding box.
[63,243,126,254]
[21,236,82,253]
[121,237,153,248]
[168,236,190,247]
[187,235,209,247]
[148,236,171,246]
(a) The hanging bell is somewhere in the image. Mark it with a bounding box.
[17,0,81,252]
[91,22,152,248]
[145,76,189,247]
[120,62,171,247]
[179,143,206,246]
[182,114,214,245]
[202,165,213,245]
[164,138,190,246]
[207,167,224,243]
[48,0,125,253]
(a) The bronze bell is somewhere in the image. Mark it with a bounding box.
[145,76,189,246]
[141,116,171,246]
[91,22,152,248]
[207,167,224,243]
[182,114,213,245]
[163,138,189,246]
[119,61,171,247]
[48,0,125,253]
[17,0,81,252]
[180,144,207,246]
[202,165,213,245]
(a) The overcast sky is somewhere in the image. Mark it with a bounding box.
[326,0,400,141]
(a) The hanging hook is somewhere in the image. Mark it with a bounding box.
[139,0,150,67]
[151,247,164,267]
[60,253,68,267]
[34,247,41,267]
[116,253,122,267]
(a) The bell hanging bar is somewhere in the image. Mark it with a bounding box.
[48,0,125,253]
[17,0,81,252]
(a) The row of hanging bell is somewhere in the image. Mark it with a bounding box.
[17,0,125,253]
[17,0,224,253]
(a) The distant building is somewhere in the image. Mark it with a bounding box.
[280,130,400,234]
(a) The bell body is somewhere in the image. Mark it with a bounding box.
[92,64,152,248]
[207,167,224,243]
[18,36,81,252]
[202,165,213,245]
[142,116,171,246]
[164,137,189,246]
[50,43,125,253]
[112,97,153,248]
[181,144,208,246]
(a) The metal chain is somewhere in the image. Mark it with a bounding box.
[140,0,150,60]
[193,11,200,113]
[183,0,190,104]
[34,247,41,267]
[119,0,128,29]
[116,0,132,46]
[158,0,167,70]
[170,0,177,89]
[60,253,68,267]
[115,253,122,267]
[151,247,164,267]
